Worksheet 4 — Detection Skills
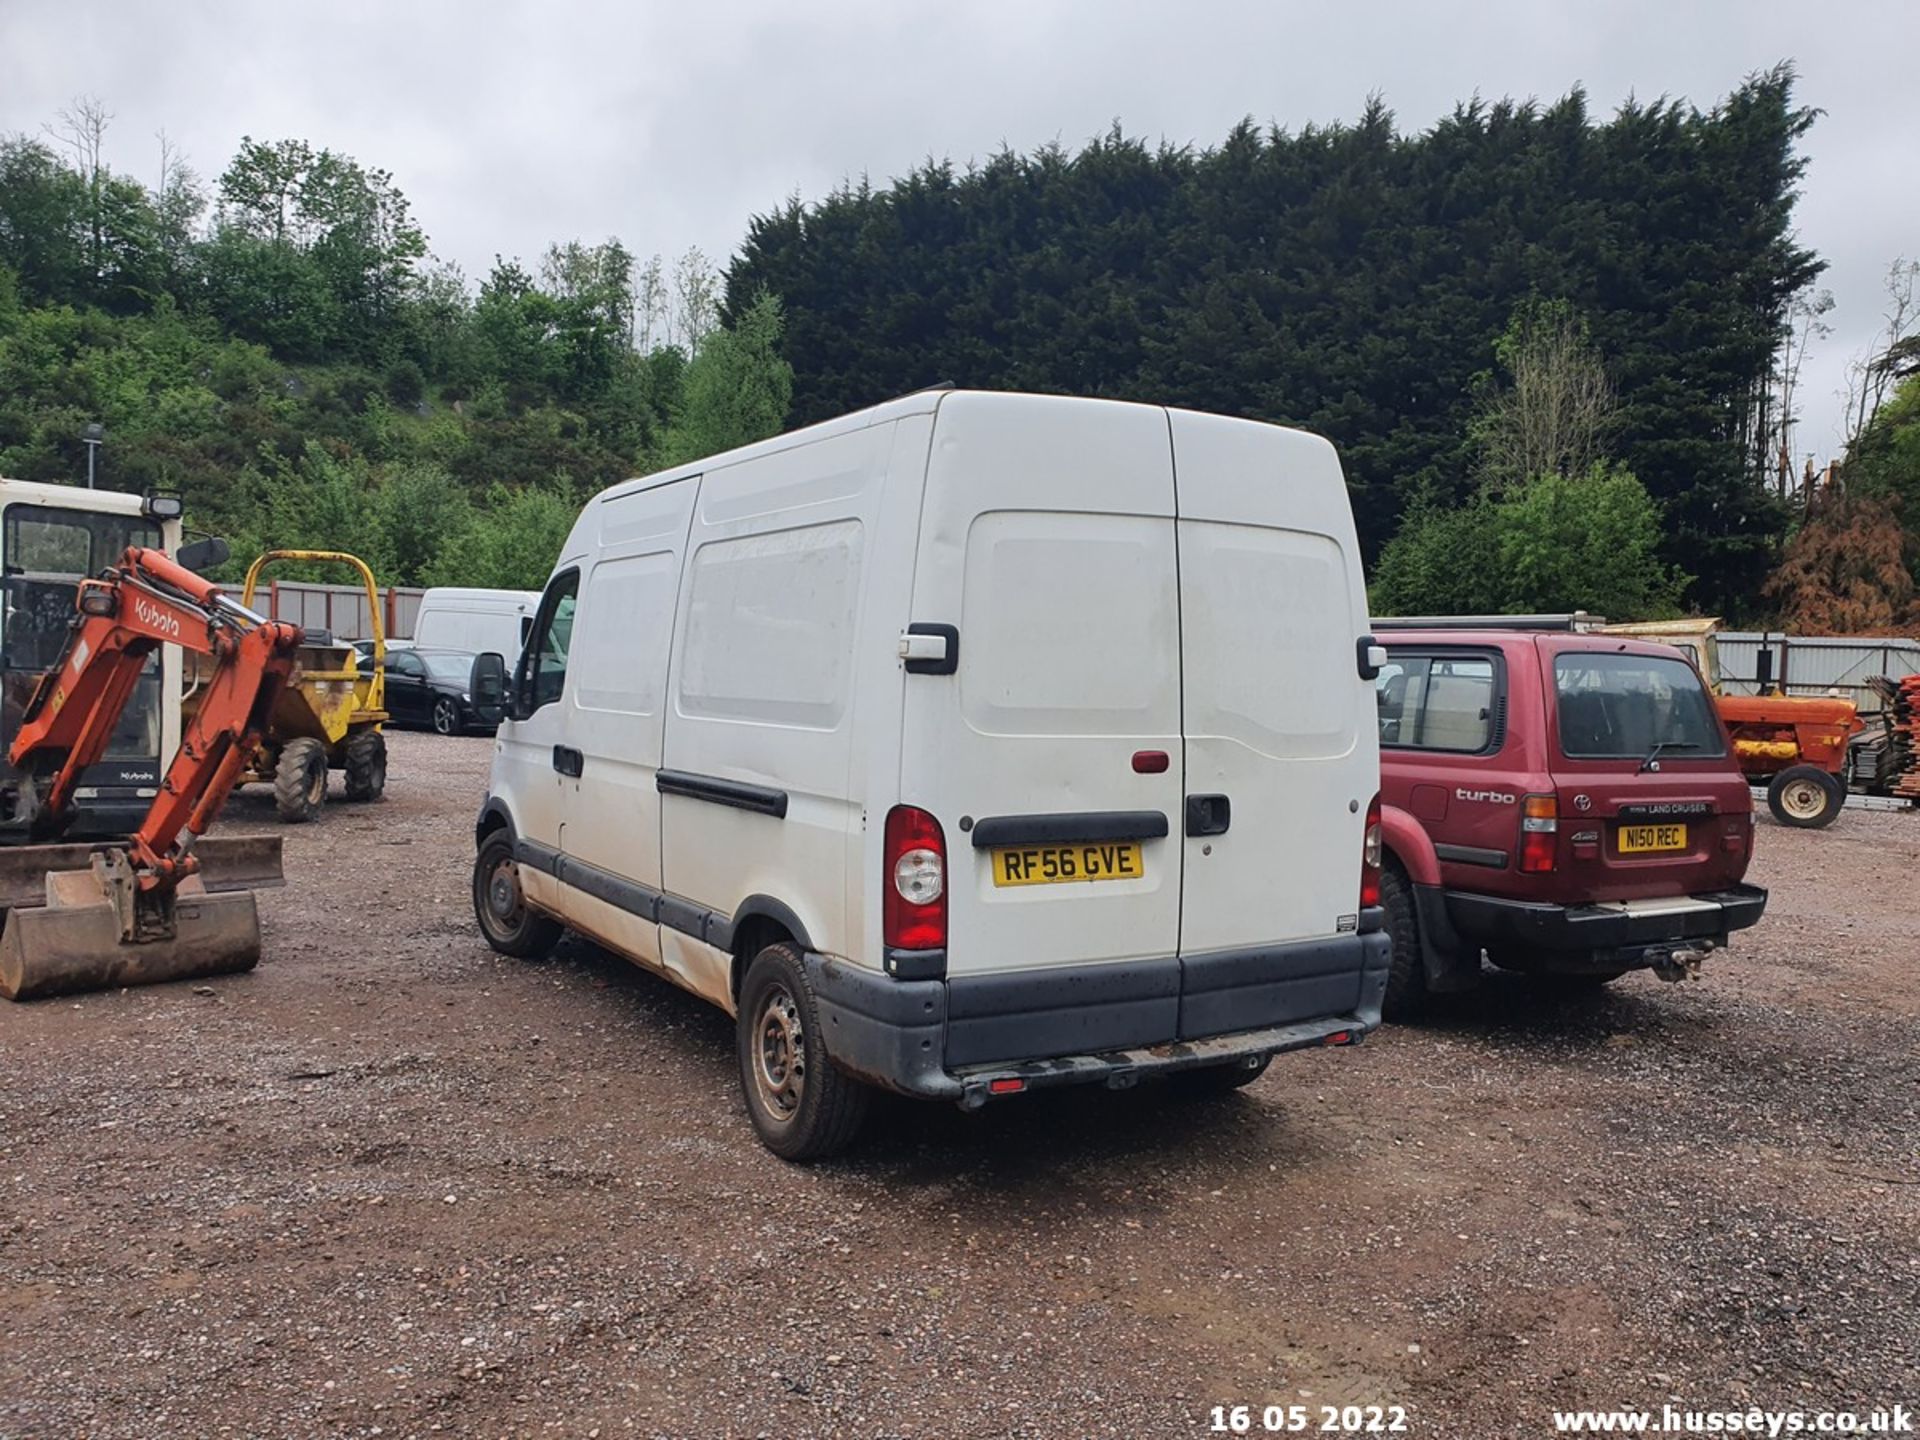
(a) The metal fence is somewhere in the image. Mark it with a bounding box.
[261,581,425,642]
[1715,632,1920,713]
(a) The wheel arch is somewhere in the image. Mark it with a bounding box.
[725,895,814,1005]
[475,797,516,851]
[1379,802,1444,887]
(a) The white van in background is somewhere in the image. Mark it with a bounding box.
[472,390,1390,1159]
[411,587,540,660]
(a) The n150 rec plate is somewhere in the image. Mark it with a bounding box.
[991,841,1144,887]
[1617,822,1687,854]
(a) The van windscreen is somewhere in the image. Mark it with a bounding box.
[1553,652,1725,761]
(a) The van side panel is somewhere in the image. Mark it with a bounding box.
[553,478,700,977]
[658,422,897,976]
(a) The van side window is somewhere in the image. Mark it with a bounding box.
[1378,653,1498,752]
[522,570,579,712]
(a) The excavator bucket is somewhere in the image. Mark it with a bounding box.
[0,837,283,1002]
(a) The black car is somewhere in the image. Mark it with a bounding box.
[383,648,502,734]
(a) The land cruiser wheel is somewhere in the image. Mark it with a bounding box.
[737,942,870,1161]
[1379,864,1427,1020]
[273,737,328,823]
[472,831,562,959]
[1767,764,1843,829]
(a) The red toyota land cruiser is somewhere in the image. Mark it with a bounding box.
[1369,618,1768,1016]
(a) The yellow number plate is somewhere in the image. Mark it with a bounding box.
[991,841,1145,887]
[1618,823,1688,854]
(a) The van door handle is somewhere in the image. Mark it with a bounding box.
[552,745,583,778]
[1185,794,1231,836]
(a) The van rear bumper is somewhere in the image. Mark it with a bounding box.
[806,925,1389,1104]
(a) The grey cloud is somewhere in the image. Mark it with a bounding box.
[4,0,1915,456]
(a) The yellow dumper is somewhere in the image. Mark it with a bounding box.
[184,549,389,822]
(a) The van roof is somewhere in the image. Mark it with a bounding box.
[595,387,955,507]
[419,587,540,605]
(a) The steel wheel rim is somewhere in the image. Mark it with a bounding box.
[484,856,523,934]
[1780,778,1825,819]
[306,761,325,805]
[754,982,806,1122]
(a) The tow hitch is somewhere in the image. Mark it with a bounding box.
[1651,940,1714,982]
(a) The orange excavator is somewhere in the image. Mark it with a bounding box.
[0,546,300,1000]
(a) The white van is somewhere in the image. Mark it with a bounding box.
[411,587,540,660]
[472,391,1390,1159]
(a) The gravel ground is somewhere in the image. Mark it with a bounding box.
[1,731,1915,1439]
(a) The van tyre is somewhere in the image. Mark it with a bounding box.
[273,737,329,823]
[1378,864,1427,1020]
[737,942,870,1161]
[431,697,462,736]
[1766,764,1843,828]
[341,729,387,801]
[472,831,562,960]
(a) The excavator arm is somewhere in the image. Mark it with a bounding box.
[0,547,302,1000]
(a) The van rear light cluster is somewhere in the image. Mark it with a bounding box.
[883,805,947,950]
[1518,794,1559,873]
[1360,795,1382,908]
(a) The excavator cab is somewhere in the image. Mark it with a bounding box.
[0,481,179,840]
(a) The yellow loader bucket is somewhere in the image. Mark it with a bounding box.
[0,836,283,1002]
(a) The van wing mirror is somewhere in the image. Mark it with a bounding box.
[471,652,508,710]
[176,535,231,574]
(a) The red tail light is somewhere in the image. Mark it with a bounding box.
[1518,794,1558,874]
[883,805,947,950]
[1360,794,1382,908]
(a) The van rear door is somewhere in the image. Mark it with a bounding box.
[899,396,1186,1019]
[1169,413,1376,1036]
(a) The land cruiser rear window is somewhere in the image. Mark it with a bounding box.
[1553,652,1725,761]
[1377,653,1499,752]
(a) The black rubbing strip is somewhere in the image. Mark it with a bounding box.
[968,811,1170,849]
[656,769,789,818]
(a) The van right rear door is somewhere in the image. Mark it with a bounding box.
[898,396,1187,1056]
[1169,413,1377,1037]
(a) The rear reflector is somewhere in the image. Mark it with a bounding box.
[1322,1031,1352,1046]
[1131,750,1170,774]
[988,1077,1026,1094]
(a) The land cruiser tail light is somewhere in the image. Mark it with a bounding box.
[1518,794,1559,874]
[1360,794,1383,908]
[884,805,947,950]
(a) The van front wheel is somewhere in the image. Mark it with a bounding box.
[472,832,562,960]
[737,943,870,1162]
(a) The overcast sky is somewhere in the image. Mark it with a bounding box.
[4,0,1916,461]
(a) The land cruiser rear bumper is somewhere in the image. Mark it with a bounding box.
[1445,883,1768,961]
[805,923,1390,1105]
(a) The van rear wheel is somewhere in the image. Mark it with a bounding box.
[737,942,870,1161]
[1767,765,1843,828]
